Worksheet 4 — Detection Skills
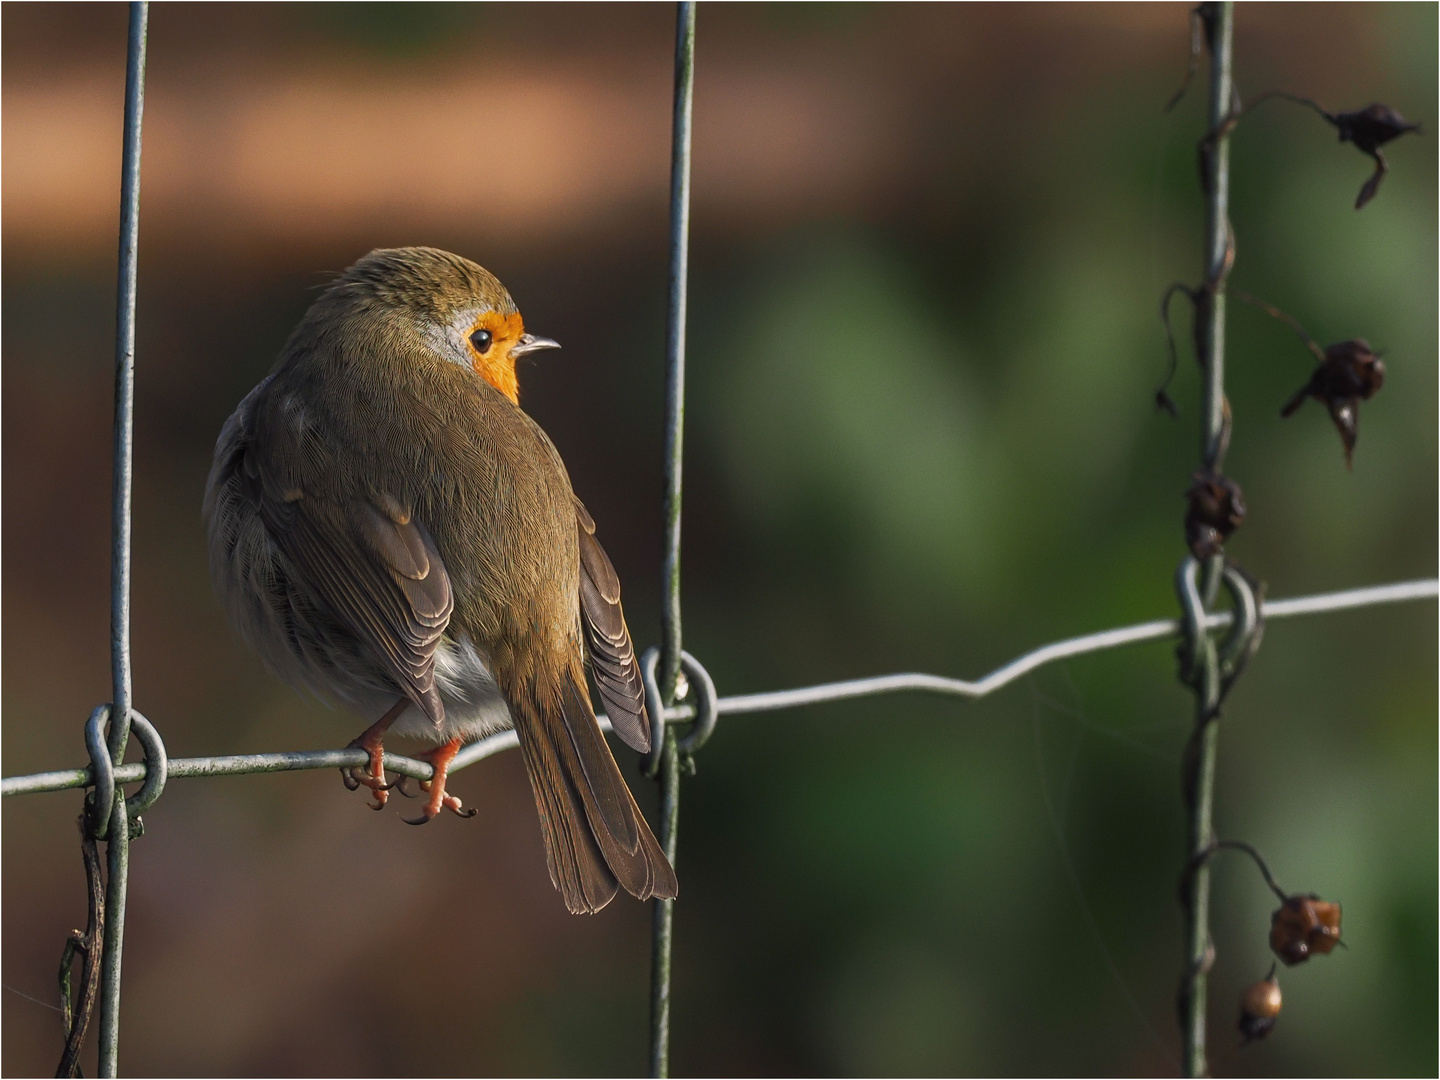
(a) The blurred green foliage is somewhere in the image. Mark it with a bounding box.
[3,3,1433,1076]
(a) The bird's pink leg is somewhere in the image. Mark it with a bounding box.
[341,697,409,810]
[404,737,479,825]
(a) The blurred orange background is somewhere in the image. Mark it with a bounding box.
[4,3,1435,1075]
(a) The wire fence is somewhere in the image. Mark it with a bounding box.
[3,4,1433,1077]
[5,577,1435,803]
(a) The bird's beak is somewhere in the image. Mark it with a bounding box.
[509,333,561,359]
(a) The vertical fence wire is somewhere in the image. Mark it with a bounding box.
[97,3,148,1075]
[650,3,695,1078]
[1180,3,1233,1075]
[659,0,695,707]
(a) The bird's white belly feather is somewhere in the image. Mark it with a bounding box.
[398,633,515,743]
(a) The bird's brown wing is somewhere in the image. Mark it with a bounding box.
[246,448,453,725]
[511,658,678,914]
[573,498,651,753]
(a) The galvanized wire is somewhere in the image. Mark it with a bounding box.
[1179,7,1235,1075]
[649,734,681,1079]
[97,5,148,1074]
[6,579,1433,800]
[651,5,695,1076]
[659,1,695,707]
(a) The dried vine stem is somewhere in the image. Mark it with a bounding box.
[56,815,106,1078]
[1188,839,1289,904]
[1231,290,1327,363]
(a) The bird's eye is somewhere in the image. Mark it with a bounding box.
[469,328,493,354]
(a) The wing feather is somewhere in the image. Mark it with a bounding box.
[254,478,453,725]
[574,498,650,752]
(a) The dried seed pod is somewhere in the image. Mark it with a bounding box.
[1270,894,1343,965]
[1184,469,1246,559]
[1330,103,1422,155]
[1280,339,1385,468]
[1324,103,1421,208]
[1238,967,1282,1043]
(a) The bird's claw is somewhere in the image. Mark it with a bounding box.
[342,764,395,791]
[396,736,474,824]
[403,792,478,825]
[341,740,394,809]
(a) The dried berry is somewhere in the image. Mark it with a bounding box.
[1238,967,1282,1043]
[1270,894,1343,965]
[1184,469,1245,559]
[1325,103,1422,208]
[1281,339,1385,468]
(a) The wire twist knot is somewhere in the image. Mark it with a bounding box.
[640,646,717,777]
[1174,556,1264,714]
[85,705,167,840]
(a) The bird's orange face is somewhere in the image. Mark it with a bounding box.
[464,310,527,404]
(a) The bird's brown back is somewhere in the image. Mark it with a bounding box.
[249,294,583,690]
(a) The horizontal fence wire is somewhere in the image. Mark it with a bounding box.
[5,577,1433,801]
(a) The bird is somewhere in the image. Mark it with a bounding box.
[203,246,678,914]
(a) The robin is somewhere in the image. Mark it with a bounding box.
[203,246,677,914]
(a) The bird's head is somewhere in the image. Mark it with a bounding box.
[326,246,559,404]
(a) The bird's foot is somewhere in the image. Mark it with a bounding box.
[404,737,479,825]
[340,699,408,810]
[342,739,393,810]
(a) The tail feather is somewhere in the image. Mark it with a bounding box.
[511,663,678,914]
[513,710,618,914]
